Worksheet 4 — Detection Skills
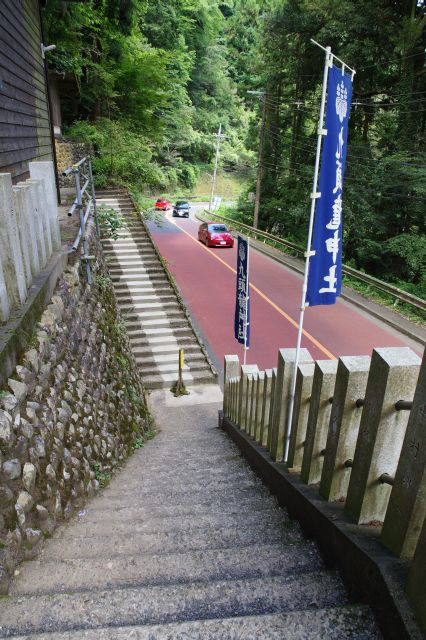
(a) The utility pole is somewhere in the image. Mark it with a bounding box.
[209,124,225,211]
[249,91,267,229]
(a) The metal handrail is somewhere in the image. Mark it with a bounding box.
[202,210,426,314]
[63,157,99,284]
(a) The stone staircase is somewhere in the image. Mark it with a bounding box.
[96,189,216,389]
[0,388,382,639]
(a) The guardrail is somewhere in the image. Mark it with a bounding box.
[63,157,99,284]
[200,210,426,316]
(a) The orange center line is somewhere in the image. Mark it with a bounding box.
[164,213,336,360]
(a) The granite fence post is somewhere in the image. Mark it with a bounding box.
[270,348,313,462]
[11,187,32,288]
[267,367,278,452]
[301,360,338,485]
[238,365,258,429]
[224,355,239,416]
[254,371,265,443]
[0,257,9,323]
[345,347,421,525]
[26,179,53,260]
[260,369,273,448]
[248,373,258,437]
[287,363,315,471]
[406,515,426,633]
[381,350,426,558]
[14,183,41,278]
[29,161,61,251]
[320,356,371,502]
[0,174,27,309]
[25,181,47,268]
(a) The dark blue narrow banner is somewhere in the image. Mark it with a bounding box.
[234,235,250,347]
[307,64,353,306]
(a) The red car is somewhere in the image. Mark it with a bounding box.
[155,198,171,211]
[198,222,234,248]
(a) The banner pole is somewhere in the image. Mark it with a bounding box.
[243,236,250,365]
[283,45,332,463]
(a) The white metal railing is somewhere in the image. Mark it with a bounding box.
[0,161,60,323]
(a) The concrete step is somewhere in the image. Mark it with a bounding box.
[141,360,208,376]
[127,317,187,329]
[58,506,289,539]
[5,606,380,640]
[36,520,302,561]
[133,344,200,357]
[126,325,192,337]
[142,370,215,388]
[138,353,205,368]
[2,572,350,636]
[11,541,323,595]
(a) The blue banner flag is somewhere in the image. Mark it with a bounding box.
[306,64,353,307]
[234,236,250,347]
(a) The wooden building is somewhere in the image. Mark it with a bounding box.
[0,0,55,183]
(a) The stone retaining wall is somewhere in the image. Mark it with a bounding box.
[0,237,149,593]
[55,139,93,188]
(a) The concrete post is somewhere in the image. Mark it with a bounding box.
[11,187,32,288]
[260,369,273,447]
[406,515,426,633]
[224,355,239,416]
[301,360,338,485]
[0,257,10,323]
[267,367,278,452]
[29,161,61,250]
[381,350,426,558]
[14,183,41,278]
[25,181,47,268]
[248,373,258,437]
[320,356,371,502]
[255,371,265,443]
[238,365,258,429]
[345,347,421,525]
[26,179,53,259]
[270,348,313,462]
[232,379,240,423]
[287,363,315,471]
[0,174,27,308]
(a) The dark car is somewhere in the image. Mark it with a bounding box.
[198,222,234,248]
[173,201,190,218]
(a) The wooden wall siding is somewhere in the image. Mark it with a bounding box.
[0,0,53,183]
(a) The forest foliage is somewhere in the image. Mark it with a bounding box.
[43,0,425,293]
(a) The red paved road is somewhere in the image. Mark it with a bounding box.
[148,212,413,372]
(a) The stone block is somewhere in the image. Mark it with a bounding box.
[270,349,313,462]
[320,356,371,502]
[345,347,421,525]
[381,350,426,558]
[301,360,338,485]
[287,363,315,471]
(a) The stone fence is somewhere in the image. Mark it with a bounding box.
[0,162,61,324]
[223,346,426,631]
